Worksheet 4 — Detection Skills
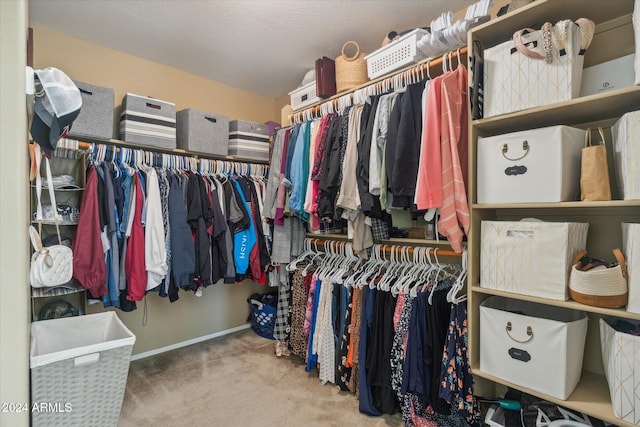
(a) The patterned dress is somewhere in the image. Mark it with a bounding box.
[439,301,482,425]
[289,269,308,359]
[336,286,354,391]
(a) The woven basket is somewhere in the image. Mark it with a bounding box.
[569,249,628,308]
[335,41,368,93]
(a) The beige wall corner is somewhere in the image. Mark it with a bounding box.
[281,104,293,127]
[0,0,30,425]
[274,94,290,126]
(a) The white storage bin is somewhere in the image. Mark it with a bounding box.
[477,125,585,204]
[483,23,584,117]
[289,81,320,111]
[480,220,588,300]
[176,108,229,156]
[612,110,640,200]
[579,54,636,97]
[622,223,640,314]
[72,80,114,140]
[600,318,640,425]
[480,296,588,400]
[30,312,135,427]
[364,29,429,79]
[119,92,176,149]
[229,120,270,161]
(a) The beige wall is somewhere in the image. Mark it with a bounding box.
[33,25,279,126]
[32,25,274,355]
[0,1,30,425]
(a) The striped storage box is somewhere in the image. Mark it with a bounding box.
[119,93,176,149]
[228,120,270,161]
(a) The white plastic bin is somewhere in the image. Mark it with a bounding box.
[30,312,136,427]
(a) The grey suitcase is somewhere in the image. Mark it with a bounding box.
[176,109,229,156]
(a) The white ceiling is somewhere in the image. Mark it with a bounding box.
[29,0,476,99]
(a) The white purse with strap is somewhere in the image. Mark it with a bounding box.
[29,145,73,288]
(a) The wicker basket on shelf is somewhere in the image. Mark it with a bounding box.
[335,41,368,93]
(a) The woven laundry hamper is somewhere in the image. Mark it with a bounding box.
[30,312,136,427]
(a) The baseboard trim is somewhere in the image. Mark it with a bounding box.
[130,323,252,361]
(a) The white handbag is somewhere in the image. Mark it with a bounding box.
[29,145,73,288]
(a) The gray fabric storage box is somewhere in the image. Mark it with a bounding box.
[228,120,270,161]
[71,80,114,140]
[119,93,176,149]
[176,108,229,155]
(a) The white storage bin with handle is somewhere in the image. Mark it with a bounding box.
[477,125,585,204]
[30,312,136,427]
[600,318,640,425]
[483,19,589,117]
[612,110,640,200]
[481,220,588,300]
[622,222,640,314]
[364,29,429,79]
[480,296,588,400]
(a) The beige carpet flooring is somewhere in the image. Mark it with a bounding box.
[118,328,403,427]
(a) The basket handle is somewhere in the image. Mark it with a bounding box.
[612,248,627,279]
[506,321,534,344]
[341,41,361,61]
[572,249,588,265]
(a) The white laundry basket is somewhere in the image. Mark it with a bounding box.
[30,311,136,427]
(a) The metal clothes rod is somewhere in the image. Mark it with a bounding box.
[75,141,268,174]
[305,238,462,258]
[290,46,468,123]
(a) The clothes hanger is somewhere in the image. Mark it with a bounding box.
[447,248,468,304]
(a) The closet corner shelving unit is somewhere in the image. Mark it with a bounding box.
[466,0,640,425]
[30,146,88,321]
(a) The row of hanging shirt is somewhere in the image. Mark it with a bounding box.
[266,51,470,263]
[71,143,271,312]
[275,240,478,427]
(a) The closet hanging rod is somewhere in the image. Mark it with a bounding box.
[306,238,462,258]
[82,141,269,177]
[74,140,269,166]
[289,46,468,123]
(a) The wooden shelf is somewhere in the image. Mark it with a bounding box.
[471,85,640,136]
[471,286,640,321]
[472,199,640,210]
[471,368,635,427]
[67,133,271,165]
[470,0,634,48]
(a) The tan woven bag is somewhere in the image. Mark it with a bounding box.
[335,41,368,93]
[569,248,628,308]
